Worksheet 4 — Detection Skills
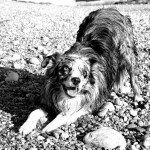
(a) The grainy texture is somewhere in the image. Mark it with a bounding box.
[0,1,150,150]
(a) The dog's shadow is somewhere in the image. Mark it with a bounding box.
[0,67,44,132]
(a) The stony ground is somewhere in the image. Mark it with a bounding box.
[0,1,150,150]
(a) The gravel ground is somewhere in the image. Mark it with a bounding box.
[0,1,150,150]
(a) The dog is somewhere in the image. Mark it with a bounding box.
[19,8,142,135]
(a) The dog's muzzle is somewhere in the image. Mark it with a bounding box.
[62,84,79,98]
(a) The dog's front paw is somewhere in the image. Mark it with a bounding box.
[19,121,36,136]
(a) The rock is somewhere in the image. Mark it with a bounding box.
[29,57,40,65]
[5,71,19,82]
[43,48,49,55]
[13,62,22,69]
[12,53,21,61]
[84,127,126,150]
[98,102,115,117]
[127,123,137,130]
[43,36,49,42]
[37,135,45,141]
[138,120,144,127]
[130,109,138,117]
[143,134,150,148]
[0,50,3,55]
[134,95,144,102]
[114,97,124,106]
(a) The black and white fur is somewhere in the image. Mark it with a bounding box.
[19,8,142,135]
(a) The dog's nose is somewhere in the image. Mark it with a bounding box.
[71,77,80,86]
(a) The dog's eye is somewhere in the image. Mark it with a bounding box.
[83,70,88,78]
[61,65,70,75]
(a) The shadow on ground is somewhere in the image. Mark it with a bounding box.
[0,67,44,132]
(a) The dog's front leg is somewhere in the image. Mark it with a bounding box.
[19,109,47,135]
[42,109,89,133]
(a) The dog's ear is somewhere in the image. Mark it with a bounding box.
[41,52,60,68]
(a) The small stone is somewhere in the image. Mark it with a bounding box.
[29,148,38,150]
[130,145,139,150]
[98,102,114,117]
[13,63,22,69]
[0,50,3,55]
[37,45,45,51]
[29,57,40,65]
[12,53,21,61]
[138,120,144,127]
[43,48,49,55]
[130,109,138,117]
[136,127,145,133]
[105,102,115,112]
[13,40,20,45]
[143,134,150,148]
[43,36,49,42]
[84,127,126,150]
[123,116,128,122]
[114,97,123,106]
[37,135,45,141]
[127,123,137,130]
[5,71,19,82]
[134,95,144,102]
[23,28,30,34]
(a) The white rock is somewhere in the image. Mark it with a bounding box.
[143,134,150,148]
[0,50,3,55]
[84,127,126,150]
[13,63,22,69]
[12,53,21,61]
[105,102,115,112]
[29,57,40,65]
[5,71,19,82]
[98,102,115,117]
[43,48,49,55]
[43,36,49,42]
[130,109,138,117]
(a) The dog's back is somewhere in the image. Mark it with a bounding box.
[76,8,136,56]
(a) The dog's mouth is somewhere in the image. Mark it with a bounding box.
[62,85,78,98]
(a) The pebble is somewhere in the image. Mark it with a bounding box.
[130,109,138,117]
[13,62,22,69]
[37,135,45,141]
[130,145,139,150]
[127,123,137,130]
[138,120,144,127]
[143,134,150,148]
[98,102,115,117]
[29,148,38,150]
[12,53,21,61]
[43,48,49,55]
[43,36,49,42]
[29,57,40,65]
[37,45,45,51]
[114,97,124,106]
[5,71,19,82]
[13,40,20,45]
[0,50,3,55]
[84,127,126,150]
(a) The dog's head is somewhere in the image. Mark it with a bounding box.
[41,52,93,98]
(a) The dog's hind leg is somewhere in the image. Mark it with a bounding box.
[124,55,143,101]
[114,66,127,94]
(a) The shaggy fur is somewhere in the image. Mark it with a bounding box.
[20,8,142,135]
